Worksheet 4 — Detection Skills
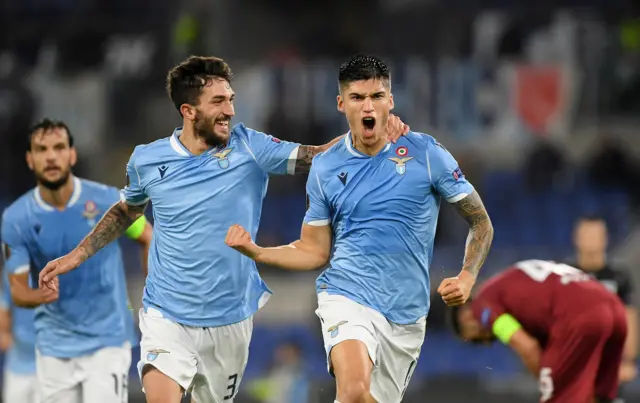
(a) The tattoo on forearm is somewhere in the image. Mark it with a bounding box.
[294,145,318,174]
[77,202,146,262]
[453,191,494,278]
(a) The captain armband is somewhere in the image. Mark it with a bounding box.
[492,313,522,344]
[125,216,147,240]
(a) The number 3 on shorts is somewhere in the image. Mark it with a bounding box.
[223,374,238,400]
[539,367,554,402]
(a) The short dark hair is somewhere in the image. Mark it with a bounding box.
[338,54,391,90]
[166,55,234,116]
[27,118,74,151]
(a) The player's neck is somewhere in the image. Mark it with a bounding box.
[179,125,212,156]
[576,252,606,271]
[352,133,388,156]
[37,176,75,210]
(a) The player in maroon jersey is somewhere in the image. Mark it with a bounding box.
[449,259,627,403]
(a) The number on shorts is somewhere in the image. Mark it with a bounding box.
[401,360,417,398]
[224,373,238,400]
[539,367,554,402]
[516,260,589,285]
[112,373,128,403]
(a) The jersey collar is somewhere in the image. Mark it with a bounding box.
[169,128,191,157]
[344,131,391,158]
[33,176,82,212]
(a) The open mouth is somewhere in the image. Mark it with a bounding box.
[362,117,376,135]
[215,119,230,130]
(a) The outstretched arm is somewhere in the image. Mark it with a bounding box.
[76,201,147,263]
[39,201,147,288]
[225,223,332,271]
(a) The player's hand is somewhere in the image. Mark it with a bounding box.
[37,284,60,305]
[386,114,410,143]
[437,271,476,307]
[39,252,82,291]
[225,225,261,260]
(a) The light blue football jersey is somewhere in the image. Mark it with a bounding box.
[0,271,36,374]
[121,123,300,327]
[304,132,475,324]
[1,177,138,358]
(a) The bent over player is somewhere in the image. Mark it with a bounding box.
[450,259,627,403]
[38,56,408,403]
[225,54,494,403]
[1,119,151,403]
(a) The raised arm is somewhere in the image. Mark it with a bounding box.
[225,223,332,271]
[39,201,147,289]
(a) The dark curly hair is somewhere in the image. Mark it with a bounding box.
[166,55,234,116]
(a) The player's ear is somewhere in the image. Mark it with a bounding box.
[25,151,34,171]
[389,93,395,111]
[180,104,196,121]
[336,95,344,113]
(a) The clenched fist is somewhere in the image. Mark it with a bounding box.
[437,271,475,307]
[225,225,261,259]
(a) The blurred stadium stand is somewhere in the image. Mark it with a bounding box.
[1,0,640,402]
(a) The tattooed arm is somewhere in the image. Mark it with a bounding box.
[38,201,147,289]
[453,191,494,279]
[437,191,493,306]
[294,140,341,174]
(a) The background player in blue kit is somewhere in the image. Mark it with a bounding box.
[1,119,152,403]
[225,54,494,403]
[0,269,37,403]
[38,56,408,403]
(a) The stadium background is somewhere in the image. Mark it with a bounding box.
[1,0,640,402]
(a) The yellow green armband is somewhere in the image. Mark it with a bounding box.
[125,216,147,240]
[492,313,522,344]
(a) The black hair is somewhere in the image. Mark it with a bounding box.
[166,55,234,116]
[338,53,391,89]
[27,118,74,151]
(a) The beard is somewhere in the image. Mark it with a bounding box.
[35,168,71,190]
[194,110,230,148]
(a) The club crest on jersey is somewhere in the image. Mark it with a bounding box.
[213,148,233,169]
[388,156,414,175]
[82,201,100,227]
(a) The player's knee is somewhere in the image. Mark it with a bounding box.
[337,379,372,403]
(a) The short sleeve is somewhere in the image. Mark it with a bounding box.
[120,148,149,206]
[427,140,475,203]
[303,160,331,226]
[237,124,300,175]
[1,212,31,276]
